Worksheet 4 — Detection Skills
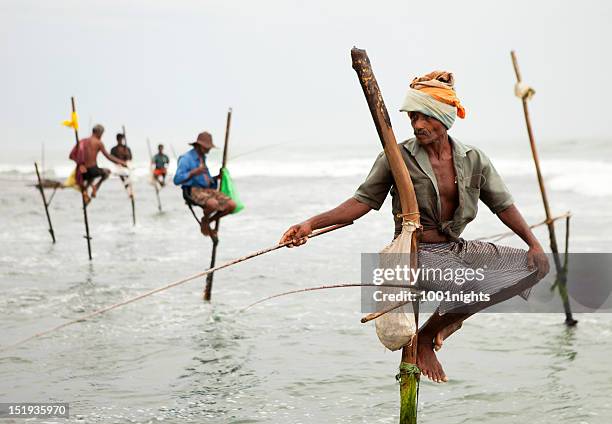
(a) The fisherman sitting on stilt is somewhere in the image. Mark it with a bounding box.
[280,71,550,383]
[110,132,134,197]
[174,131,236,241]
[70,124,127,205]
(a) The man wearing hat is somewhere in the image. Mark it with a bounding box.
[174,131,236,239]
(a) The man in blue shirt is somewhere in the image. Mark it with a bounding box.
[174,131,236,239]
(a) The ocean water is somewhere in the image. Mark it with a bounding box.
[0,139,611,423]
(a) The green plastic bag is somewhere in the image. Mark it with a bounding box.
[220,167,244,214]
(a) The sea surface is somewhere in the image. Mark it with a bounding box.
[1,139,611,423]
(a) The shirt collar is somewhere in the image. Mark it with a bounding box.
[403,136,471,157]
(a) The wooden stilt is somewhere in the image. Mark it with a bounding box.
[146,138,163,212]
[34,162,56,243]
[204,108,233,301]
[510,51,576,326]
[69,97,92,260]
[351,47,421,424]
[122,125,136,226]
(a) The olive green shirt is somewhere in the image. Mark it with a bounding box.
[353,137,514,239]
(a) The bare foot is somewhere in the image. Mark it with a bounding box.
[200,218,212,236]
[91,186,98,198]
[200,218,218,243]
[417,341,448,383]
[82,192,91,206]
[434,321,463,352]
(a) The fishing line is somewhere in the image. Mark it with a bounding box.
[0,223,352,352]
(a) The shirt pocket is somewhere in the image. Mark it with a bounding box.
[467,173,485,189]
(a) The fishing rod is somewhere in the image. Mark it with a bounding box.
[229,140,292,161]
[1,223,352,352]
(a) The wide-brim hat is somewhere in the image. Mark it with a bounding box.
[190,131,216,149]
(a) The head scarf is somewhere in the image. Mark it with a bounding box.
[399,71,466,129]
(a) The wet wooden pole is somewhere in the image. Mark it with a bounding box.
[70,97,93,260]
[510,51,576,326]
[146,138,163,212]
[204,107,232,301]
[352,47,420,424]
[34,162,56,243]
[122,125,136,225]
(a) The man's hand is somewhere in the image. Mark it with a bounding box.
[189,165,207,177]
[527,245,550,280]
[280,221,313,247]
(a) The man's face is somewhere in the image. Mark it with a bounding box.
[117,138,124,146]
[194,144,210,155]
[408,111,447,145]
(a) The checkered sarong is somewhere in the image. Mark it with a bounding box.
[417,239,540,314]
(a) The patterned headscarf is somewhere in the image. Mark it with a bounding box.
[400,71,466,129]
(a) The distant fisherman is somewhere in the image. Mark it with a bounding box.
[151,144,170,187]
[110,133,134,196]
[280,71,550,383]
[174,131,236,240]
[70,124,126,204]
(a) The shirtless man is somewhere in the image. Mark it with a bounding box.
[80,124,126,204]
[280,71,549,383]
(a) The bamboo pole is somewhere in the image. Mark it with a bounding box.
[34,162,56,243]
[351,47,420,424]
[203,108,233,301]
[70,97,93,260]
[510,51,576,326]
[146,138,163,212]
[122,125,136,226]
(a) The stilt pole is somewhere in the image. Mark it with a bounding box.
[146,138,163,212]
[70,97,92,260]
[204,107,232,301]
[34,162,56,243]
[122,125,136,225]
[510,51,576,326]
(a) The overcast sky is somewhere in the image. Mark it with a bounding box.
[2,0,611,162]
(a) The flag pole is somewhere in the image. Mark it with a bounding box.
[34,162,56,243]
[203,107,232,301]
[146,138,163,212]
[122,125,136,226]
[510,51,576,326]
[70,97,92,260]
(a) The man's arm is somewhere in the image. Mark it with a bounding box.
[173,156,207,186]
[279,198,371,247]
[497,204,550,279]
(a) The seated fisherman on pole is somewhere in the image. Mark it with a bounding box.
[151,144,170,187]
[174,131,236,240]
[110,132,134,196]
[280,71,550,383]
[72,124,127,204]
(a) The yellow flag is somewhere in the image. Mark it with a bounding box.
[62,111,79,130]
